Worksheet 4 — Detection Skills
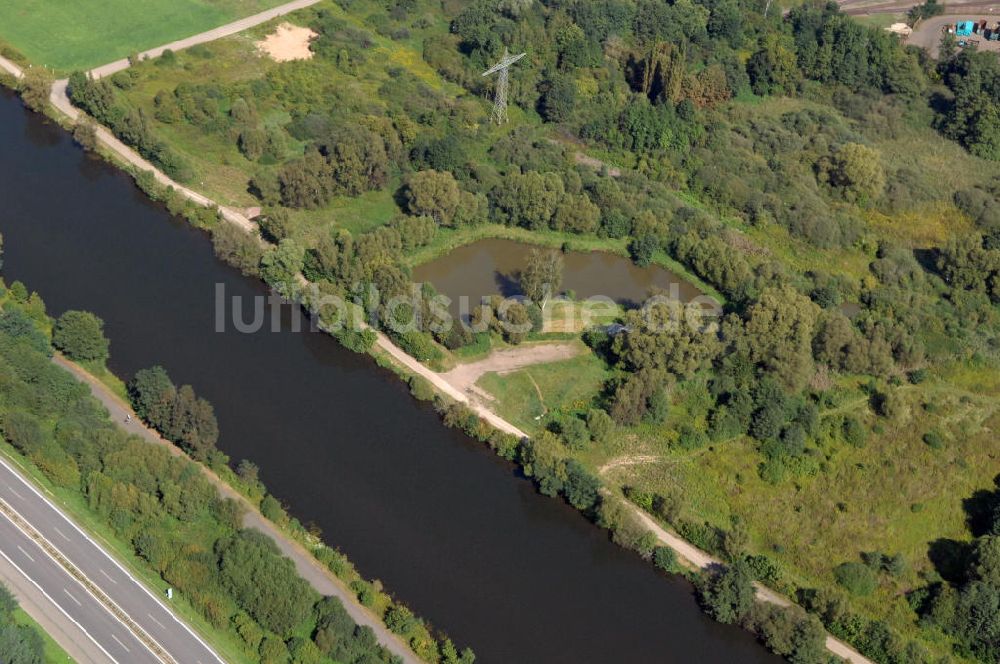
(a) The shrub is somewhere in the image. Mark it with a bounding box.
[833,561,877,596]
[652,546,678,572]
[559,416,590,450]
[586,408,614,443]
[922,430,944,450]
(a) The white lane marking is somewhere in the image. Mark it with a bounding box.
[99,568,118,584]
[0,455,225,663]
[52,526,70,541]
[111,634,131,653]
[148,613,166,630]
[0,548,121,664]
[63,588,83,606]
[15,545,34,562]
[6,486,24,500]
[0,499,167,664]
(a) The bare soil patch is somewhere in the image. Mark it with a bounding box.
[256,22,316,62]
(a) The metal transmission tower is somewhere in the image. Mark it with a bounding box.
[482,48,526,125]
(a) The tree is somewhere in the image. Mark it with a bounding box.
[821,143,886,203]
[18,67,52,112]
[586,408,614,444]
[697,559,755,624]
[519,249,563,307]
[405,170,461,225]
[128,366,176,425]
[540,75,577,122]
[747,34,799,96]
[563,460,600,511]
[559,416,590,450]
[217,530,319,636]
[741,288,820,391]
[72,119,98,151]
[490,171,565,230]
[551,194,600,234]
[752,603,828,664]
[53,310,110,362]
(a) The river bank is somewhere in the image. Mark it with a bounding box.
[0,85,786,663]
[0,49,866,662]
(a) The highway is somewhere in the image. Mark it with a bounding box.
[0,455,224,664]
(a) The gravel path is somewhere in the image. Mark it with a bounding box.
[630,509,873,664]
[89,0,324,79]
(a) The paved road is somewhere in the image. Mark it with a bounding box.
[0,512,151,664]
[0,456,223,664]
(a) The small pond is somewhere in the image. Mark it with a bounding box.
[413,238,705,310]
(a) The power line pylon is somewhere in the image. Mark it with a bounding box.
[481,48,527,125]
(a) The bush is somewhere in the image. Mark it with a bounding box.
[586,408,614,443]
[559,416,590,449]
[72,119,99,151]
[922,430,944,450]
[833,561,877,596]
[752,603,828,664]
[53,310,109,362]
[652,546,678,572]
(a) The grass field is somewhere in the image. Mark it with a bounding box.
[0,0,287,72]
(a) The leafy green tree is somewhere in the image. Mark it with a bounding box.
[128,366,176,424]
[519,249,563,307]
[540,75,577,122]
[563,460,600,511]
[559,416,590,450]
[53,310,110,362]
[18,67,52,113]
[747,34,799,96]
[752,603,828,664]
[820,143,886,203]
[405,170,461,225]
[490,171,565,230]
[217,530,319,636]
[697,559,755,624]
[586,408,614,444]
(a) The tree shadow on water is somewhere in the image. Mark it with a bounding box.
[494,270,522,298]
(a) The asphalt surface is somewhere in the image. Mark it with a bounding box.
[0,456,223,664]
[0,515,153,664]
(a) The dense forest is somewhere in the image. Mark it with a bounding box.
[46,0,1000,661]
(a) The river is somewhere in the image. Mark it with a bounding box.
[0,90,780,664]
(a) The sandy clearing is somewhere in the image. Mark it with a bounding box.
[441,342,584,393]
[256,23,316,62]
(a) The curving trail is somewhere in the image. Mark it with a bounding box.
[630,509,873,664]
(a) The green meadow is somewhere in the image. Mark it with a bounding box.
[0,0,286,71]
